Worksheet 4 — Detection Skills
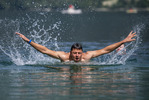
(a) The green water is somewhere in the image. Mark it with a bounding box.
[1,64,148,100]
[0,10,149,100]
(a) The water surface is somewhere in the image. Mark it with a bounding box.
[0,10,149,100]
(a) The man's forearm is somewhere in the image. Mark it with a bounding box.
[103,41,124,53]
[29,41,49,54]
[16,32,49,54]
[103,31,136,53]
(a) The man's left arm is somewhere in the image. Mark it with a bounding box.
[90,31,136,58]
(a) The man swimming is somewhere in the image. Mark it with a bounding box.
[16,31,136,62]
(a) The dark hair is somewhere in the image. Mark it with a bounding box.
[71,43,83,51]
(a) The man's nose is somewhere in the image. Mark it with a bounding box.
[76,53,79,56]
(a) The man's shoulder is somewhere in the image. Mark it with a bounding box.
[83,51,94,58]
[56,51,69,57]
[84,51,95,55]
[56,51,70,61]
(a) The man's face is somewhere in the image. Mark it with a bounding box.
[70,49,83,62]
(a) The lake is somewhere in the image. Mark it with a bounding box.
[0,10,149,100]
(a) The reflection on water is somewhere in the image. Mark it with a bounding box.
[0,11,149,100]
[1,65,142,100]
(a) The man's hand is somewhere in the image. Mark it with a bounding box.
[122,31,136,43]
[16,32,29,42]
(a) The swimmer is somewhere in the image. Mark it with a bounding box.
[16,31,136,62]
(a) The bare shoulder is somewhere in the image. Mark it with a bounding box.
[82,51,94,59]
[85,51,93,55]
[85,51,96,55]
[56,51,67,54]
[84,50,102,58]
[56,51,70,61]
[56,51,69,57]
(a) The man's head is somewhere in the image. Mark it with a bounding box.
[70,43,83,62]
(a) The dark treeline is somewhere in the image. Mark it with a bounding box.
[0,0,149,10]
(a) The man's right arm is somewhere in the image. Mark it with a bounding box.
[16,32,61,59]
[88,31,136,58]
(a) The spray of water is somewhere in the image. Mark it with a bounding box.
[0,14,62,65]
[96,24,144,65]
[0,14,144,66]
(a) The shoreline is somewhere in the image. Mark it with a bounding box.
[1,7,149,13]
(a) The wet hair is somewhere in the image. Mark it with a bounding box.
[71,43,83,51]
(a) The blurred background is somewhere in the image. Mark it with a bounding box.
[0,1,149,100]
[0,0,149,42]
[0,0,149,11]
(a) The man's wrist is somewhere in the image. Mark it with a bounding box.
[121,40,126,44]
[28,40,32,44]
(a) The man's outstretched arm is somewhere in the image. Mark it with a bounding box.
[16,32,61,59]
[90,31,136,58]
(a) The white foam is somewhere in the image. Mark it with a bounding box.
[0,17,62,65]
[0,17,144,66]
[96,24,144,65]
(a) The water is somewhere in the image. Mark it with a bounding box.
[0,10,149,100]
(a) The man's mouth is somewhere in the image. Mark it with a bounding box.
[76,58,79,60]
[75,57,79,61]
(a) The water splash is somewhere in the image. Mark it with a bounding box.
[0,14,62,65]
[0,14,144,66]
[96,24,144,65]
